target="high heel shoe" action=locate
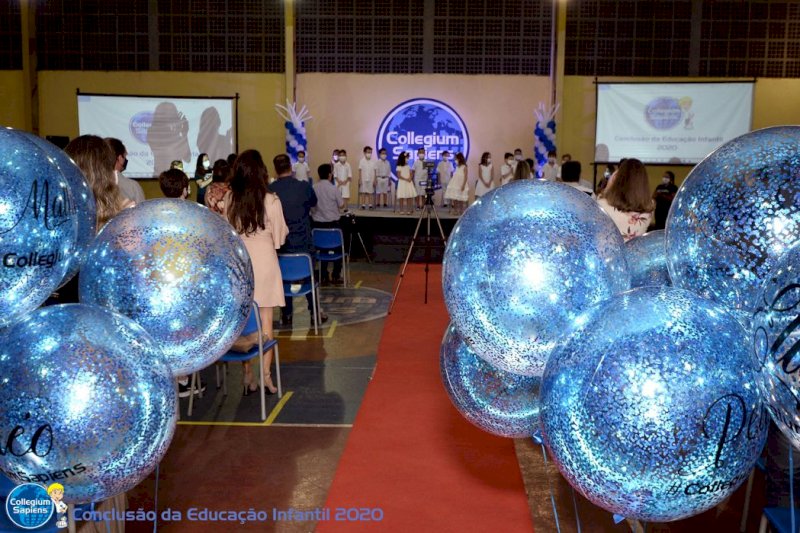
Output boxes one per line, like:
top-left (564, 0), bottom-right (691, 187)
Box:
top-left (242, 367), bottom-right (258, 396)
top-left (263, 372), bottom-right (278, 395)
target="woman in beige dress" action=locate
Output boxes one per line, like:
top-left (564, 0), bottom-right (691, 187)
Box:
top-left (224, 150), bottom-right (289, 394)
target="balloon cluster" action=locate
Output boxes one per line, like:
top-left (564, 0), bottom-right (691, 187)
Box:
top-left (0, 128), bottom-right (254, 504)
top-left (442, 127), bottom-right (800, 522)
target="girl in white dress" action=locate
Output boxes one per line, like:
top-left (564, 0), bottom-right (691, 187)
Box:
top-left (395, 152), bottom-right (416, 215)
top-left (475, 152), bottom-right (494, 199)
top-left (445, 152), bottom-right (469, 214)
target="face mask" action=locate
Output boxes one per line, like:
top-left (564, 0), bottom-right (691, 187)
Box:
top-left (662, 177), bottom-right (670, 184)
top-left (298, 157), bottom-right (305, 163)
top-left (418, 154), bottom-right (425, 160)
top-left (486, 158), bottom-right (492, 164)
top-left (515, 154), bottom-right (522, 161)
top-left (506, 159), bottom-right (513, 165)
top-left (380, 154), bottom-right (387, 160)
top-left (443, 156), bottom-right (449, 161)
top-left (365, 153), bottom-right (372, 160)
top-left (121, 158), bottom-right (128, 172)
top-left (333, 155), bottom-right (339, 162)
top-left (548, 158), bottom-right (556, 165)
top-left (339, 156), bottom-right (347, 163)
top-left (202, 159), bottom-right (210, 169)
top-left (604, 170), bottom-right (611, 178)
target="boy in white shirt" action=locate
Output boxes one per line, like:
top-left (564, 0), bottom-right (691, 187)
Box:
top-left (375, 148), bottom-right (391, 208)
top-left (411, 148), bottom-right (427, 210)
top-left (540, 150), bottom-right (559, 181)
top-left (292, 150), bottom-right (311, 182)
top-left (436, 151), bottom-right (453, 207)
top-left (334, 149), bottom-right (353, 209)
top-left (358, 146), bottom-right (377, 209)
top-left (500, 152), bottom-right (515, 185)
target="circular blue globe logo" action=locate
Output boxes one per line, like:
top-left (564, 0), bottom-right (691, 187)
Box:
top-left (376, 98), bottom-right (469, 177)
top-left (645, 97), bottom-right (682, 130)
top-left (5, 483), bottom-right (54, 529)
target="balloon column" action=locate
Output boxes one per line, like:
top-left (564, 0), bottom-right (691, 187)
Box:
top-left (80, 199), bottom-right (254, 376)
top-left (0, 128), bottom-right (78, 328)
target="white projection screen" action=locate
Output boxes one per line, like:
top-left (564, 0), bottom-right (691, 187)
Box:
top-left (595, 82), bottom-right (753, 164)
top-left (77, 93), bottom-right (237, 178)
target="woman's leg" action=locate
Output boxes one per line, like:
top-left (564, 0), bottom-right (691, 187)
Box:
top-left (260, 306), bottom-right (278, 393)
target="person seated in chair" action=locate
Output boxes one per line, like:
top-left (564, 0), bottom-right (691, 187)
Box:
top-left (270, 154), bottom-right (328, 326)
top-left (311, 164), bottom-right (344, 286)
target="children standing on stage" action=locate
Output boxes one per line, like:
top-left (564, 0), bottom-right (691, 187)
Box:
top-left (293, 151), bottom-right (311, 182)
top-left (334, 149), bottom-right (352, 209)
top-left (375, 148), bottom-right (391, 208)
top-left (358, 146), bottom-right (377, 209)
top-left (476, 152), bottom-right (494, 198)
top-left (436, 151), bottom-right (453, 207)
top-left (411, 148), bottom-right (427, 210)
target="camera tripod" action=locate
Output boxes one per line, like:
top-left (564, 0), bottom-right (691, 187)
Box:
top-left (389, 189), bottom-right (447, 314)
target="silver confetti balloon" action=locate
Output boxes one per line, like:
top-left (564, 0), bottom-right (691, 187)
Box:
top-left (625, 230), bottom-right (671, 288)
top-left (443, 180), bottom-right (629, 377)
top-left (541, 286), bottom-right (768, 522)
top-left (667, 126), bottom-right (800, 321)
top-left (440, 323), bottom-right (541, 438)
top-left (0, 304), bottom-right (176, 504)
top-left (79, 199), bottom-right (254, 376)
top-left (753, 243), bottom-right (800, 449)
top-left (20, 132), bottom-right (96, 287)
top-left (0, 128), bottom-right (78, 328)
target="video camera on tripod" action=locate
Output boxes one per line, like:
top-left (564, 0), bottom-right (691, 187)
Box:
top-left (418, 161), bottom-right (439, 204)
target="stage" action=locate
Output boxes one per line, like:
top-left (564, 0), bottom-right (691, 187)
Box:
top-left (338, 205), bottom-right (460, 263)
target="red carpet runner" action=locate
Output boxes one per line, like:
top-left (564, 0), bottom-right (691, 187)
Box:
top-left (319, 264), bottom-right (534, 532)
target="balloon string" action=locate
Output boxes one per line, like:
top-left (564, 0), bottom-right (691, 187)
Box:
top-left (570, 486), bottom-right (582, 533)
top-left (540, 443), bottom-right (562, 533)
top-left (153, 463), bottom-right (160, 533)
top-left (791, 449), bottom-right (795, 533)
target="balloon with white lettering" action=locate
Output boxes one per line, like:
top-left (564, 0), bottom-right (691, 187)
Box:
top-left (0, 128), bottom-right (78, 328)
top-left (20, 132), bottom-right (96, 286)
top-left (0, 304), bottom-right (176, 504)
top-left (443, 180), bottom-right (629, 376)
top-left (79, 199), bottom-right (254, 376)
top-left (625, 230), bottom-right (671, 288)
top-left (667, 126), bottom-right (800, 322)
top-left (540, 286), bottom-right (768, 522)
top-left (752, 243), bottom-right (800, 449)
top-left (440, 323), bottom-right (541, 438)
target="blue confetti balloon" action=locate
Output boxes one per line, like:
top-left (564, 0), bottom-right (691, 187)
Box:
top-left (625, 230), bottom-right (671, 288)
top-left (0, 304), bottom-right (176, 504)
top-left (440, 323), bottom-right (541, 438)
top-left (443, 180), bottom-right (629, 377)
top-left (752, 243), bottom-right (800, 449)
top-left (20, 132), bottom-right (96, 286)
top-left (667, 126), bottom-right (800, 320)
top-left (541, 286), bottom-right (768, 522)
top-left (79, 199), bottom-right (254, 376)
top-left (0, 128), bottom-right (78, 328)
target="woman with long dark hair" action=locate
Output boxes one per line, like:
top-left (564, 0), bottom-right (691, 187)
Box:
top-left (597, 158), bottom-right (655, 241)
top-left (223, 150), bottom-right (288, 395)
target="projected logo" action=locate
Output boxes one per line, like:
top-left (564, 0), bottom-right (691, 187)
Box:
top-left (644, 97), bottom-right (683, 130)
top-left (376, 98), bottom-right (469, 176)
top-left (129, 111), bottom-right (154, 144)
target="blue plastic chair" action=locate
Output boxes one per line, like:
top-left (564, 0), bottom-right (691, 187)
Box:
top-left (278, 253), bottom-right (319, 334)
top-left (312, 228), bottom-right (349, 287)
top-left (760, 507), bottom-right (798, 533)
top-left (214, 301), bottom-right (282, 421)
